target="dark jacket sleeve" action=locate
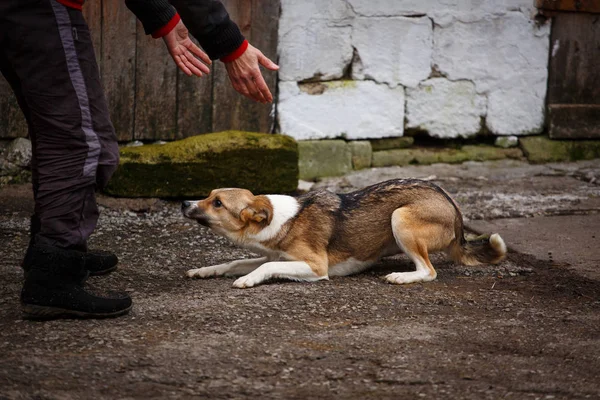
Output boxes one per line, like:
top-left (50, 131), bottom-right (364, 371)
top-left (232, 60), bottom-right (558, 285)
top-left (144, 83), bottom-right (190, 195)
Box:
top-left (125, 0), bottom-right (178, 37)
top-left (169, 0), bottom-right (245, 60)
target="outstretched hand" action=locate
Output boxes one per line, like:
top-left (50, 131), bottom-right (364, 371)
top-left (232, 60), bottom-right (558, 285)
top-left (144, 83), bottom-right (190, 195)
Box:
top-left (163, 20), bottom-right (211, 77)
top-left (224, 44), bottom-right (279, 103)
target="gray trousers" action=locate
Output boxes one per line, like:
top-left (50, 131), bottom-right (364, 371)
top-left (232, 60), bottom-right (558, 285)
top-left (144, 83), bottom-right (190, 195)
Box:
top-left (0, 0), bottom-right (119, 249)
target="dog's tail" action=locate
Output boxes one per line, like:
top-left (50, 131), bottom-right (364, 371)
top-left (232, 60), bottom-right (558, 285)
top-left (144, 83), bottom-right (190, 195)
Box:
top-left (449, 232), bottom-right (507, 266)
top-left (435, 183), bottom-right (507, 266)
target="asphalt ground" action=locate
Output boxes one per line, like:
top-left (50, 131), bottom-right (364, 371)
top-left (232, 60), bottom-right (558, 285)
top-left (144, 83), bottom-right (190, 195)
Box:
top-left (1, 159), bottom-right (599, 399)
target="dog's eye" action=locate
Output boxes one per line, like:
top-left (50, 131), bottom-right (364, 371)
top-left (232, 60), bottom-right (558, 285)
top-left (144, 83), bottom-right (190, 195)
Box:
top-left (213, 199), bottom-right (222, 208)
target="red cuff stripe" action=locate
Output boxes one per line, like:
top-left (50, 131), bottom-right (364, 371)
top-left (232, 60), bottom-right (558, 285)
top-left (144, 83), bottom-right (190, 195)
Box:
top-left (152, 13), bottom-right (181, 39)
top-left (220, 40), bottom-right (249, 63)
top-left (56, 0), bottom-right (83, 10)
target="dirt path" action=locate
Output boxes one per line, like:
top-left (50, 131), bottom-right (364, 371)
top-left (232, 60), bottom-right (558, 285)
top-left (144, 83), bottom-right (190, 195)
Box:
top-left (1, 160), bottom-right (599, 399)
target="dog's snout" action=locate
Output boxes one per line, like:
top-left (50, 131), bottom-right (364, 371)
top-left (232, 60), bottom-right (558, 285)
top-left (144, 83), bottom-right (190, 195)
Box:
top-left (182, 200), bottom-right (192, 209)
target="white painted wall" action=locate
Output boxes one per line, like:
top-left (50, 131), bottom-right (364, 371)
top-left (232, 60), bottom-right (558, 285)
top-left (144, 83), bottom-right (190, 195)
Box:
top-left (277, 0), bottom-right (550, 140)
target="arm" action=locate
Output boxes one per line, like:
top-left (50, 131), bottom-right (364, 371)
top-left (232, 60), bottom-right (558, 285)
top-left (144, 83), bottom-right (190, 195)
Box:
top-left (126, 0), bottom-right (278, 103)
top-left (125, 0), bottom-right (211, 77)
top-left (171, 0), bottom-right (279, 103)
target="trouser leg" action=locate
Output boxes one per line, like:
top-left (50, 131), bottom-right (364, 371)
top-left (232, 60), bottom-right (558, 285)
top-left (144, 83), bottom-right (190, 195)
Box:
top-left (0, 0), bottom-right (119, 249)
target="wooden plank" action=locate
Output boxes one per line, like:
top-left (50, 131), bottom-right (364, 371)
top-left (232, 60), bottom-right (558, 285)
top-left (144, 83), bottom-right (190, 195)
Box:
top-left (82, 0), bottom-right (102, 70)
top-left (248, 0), bottom-right (280, 133)
top-left (134, 20), bottom-right (178, 140)
top-left (211, 0), bottom-right (256, 132)
top-left (549, 104), bottom-right (600, 139)
top-left (536, 0), bottom-right (600, 13)
top-left (176, 38), bottom-right (213, 139)
top-left (101, 0), bottom-right (136, 141)
top-left (211, 0), bottom-right (280, 133)
top-left (0, 77), bottom-right (27, 139)
top-left (547, 13), bottom-right (600, 105)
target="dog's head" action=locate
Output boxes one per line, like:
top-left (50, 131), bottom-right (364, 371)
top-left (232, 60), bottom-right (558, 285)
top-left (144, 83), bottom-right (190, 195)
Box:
top-left (181, 188), bottom-right (273, 239)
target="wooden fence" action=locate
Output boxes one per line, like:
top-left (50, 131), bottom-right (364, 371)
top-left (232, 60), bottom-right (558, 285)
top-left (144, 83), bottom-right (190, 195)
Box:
top-left (0, 0), bottom-right (279, 141)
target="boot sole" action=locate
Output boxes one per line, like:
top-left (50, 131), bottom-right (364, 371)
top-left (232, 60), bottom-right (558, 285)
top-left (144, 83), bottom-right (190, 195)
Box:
top-left (22, 303), bottom-right (132, 320)
top-left (88, 265), bottom-right (118, 276)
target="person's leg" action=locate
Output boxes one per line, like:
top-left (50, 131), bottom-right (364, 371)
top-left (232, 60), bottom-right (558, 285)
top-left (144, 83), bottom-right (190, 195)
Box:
top-left (2, 0), bottom-right (120, 276)
top-left (2, 1), bottom-right (98, 248)
top-left (0, 0), bottom-right (131, 318)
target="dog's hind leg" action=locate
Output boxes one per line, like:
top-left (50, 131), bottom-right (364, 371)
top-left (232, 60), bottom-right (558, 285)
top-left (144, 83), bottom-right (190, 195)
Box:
top-left (386, 207), bottom-right (440, 285)
top-left (186, 257), bottom-right (268, 279)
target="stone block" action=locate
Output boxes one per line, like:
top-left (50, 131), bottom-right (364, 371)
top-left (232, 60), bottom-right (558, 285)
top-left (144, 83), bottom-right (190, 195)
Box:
top-left (520, 136), bottom-right (600, 164)
top-left (298, 140), bottom-right (352, 180)
top-left (348, 141), bottom-right (372, 170)
top-left (433, 13), bottom-right (550, 135)
top-left (280, 0), bottom-right (353, 26)
top-left (486, 74), bottom-right (547, 135)
top-left (347, 0), bottom-right (535, 22)
top-left (351, 17), bottom-right (432, 88)
top-left (0, 137), bottom-right (32, 176)
top-left (278, 21), bottom-right (353, 82)
top-left (495, 135), bottom-right (519, 148)
top-left (372, 145), bottom-right (523, 168)
top-left (370, 137), bottom-right (414, 151)
top-left (105, 131), bottom-right (298, 198)
top-left (278, 81), bottom-right (405, 140)
top-left (406, 78), bottom-right (486, 138)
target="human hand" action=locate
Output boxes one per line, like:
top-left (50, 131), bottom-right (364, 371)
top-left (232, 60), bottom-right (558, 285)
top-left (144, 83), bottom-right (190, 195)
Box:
top-left (163, 20), bottom-right (211, 77)
top-left (224, 43), bottom-right (279, 103)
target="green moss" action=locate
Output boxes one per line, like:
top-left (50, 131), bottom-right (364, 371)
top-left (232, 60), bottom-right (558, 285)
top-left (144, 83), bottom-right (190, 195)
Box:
top-left (372, 145), bottom-right (523, 168)
top-left (520, 136), bottom-right (600, 163)
top-left (324, 80), bottom-right (358, 90)
top-left (119, 131), bottom-right (296, 164)
top-left (0, 170), bottom-right (32, 188)
top-left (298, 140), bottom-right (352, 180)
top-left (348, 141), bottom-right (372, 170)
top-left (105, 131), bottom-right (298, 198)
top-left (370, 137), bottom-right (415, 151)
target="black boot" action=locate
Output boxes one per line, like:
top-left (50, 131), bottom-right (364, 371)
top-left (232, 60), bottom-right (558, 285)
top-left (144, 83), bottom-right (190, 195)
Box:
top-left (21, 244), bottom-right (132, 319)
top-left (22, 215), bottom-right (118, 276)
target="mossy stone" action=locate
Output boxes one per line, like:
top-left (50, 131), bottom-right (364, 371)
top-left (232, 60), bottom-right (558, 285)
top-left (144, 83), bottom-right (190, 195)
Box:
top-left (372, 145), bottom-right (523, 168)
top-left (495, 136), bottom-right (519, 148)
top-left (520, 136), bottom-right (600, 163)
top-left (370, 137), bottom-right (414, 151)
top-left (104, 131), bottom-right (298, 198)
top-left (348, 141), bottom-right (372, 170)
top-left (298, 140), bottom-right (352, 180)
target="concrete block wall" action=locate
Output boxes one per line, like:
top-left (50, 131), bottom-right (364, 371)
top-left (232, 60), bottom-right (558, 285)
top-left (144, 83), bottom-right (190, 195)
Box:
top-left (277, 0), bottom-right (550, 140)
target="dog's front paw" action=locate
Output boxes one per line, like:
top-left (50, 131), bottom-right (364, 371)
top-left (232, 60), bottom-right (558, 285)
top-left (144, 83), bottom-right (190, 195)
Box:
top-left (186, 266), bottom-right (218, 279)
top-left (385, 272), bottom-right (435, 285)
top-left (232, 274), bottom-right (260, 289)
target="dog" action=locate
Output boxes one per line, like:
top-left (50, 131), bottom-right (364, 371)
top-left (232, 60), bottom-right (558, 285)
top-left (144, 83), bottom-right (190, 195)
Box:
top-left (181, 179), bottom-right (506, 288)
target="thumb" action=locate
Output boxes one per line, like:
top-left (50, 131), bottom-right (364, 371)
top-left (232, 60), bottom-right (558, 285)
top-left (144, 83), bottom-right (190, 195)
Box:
top-left (258, 53), bottom-right (279, 71)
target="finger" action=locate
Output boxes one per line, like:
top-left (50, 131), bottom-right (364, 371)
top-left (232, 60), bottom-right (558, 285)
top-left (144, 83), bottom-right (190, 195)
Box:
top-left (183, 57), bottom-right (204, 77)
top-left (181, 53), bottom-right (205, 77)
top-left (175, 55), bottom-right (192, 76)
top-left (187, 42), bottom-right (212, 65)
top-left (185, 50), bottom-right (210, 74)
top-left (242, 73), bottom-right (267, 103)
top-left (258, 53), bottom-right (279, 71)
top-left (241, 75), bottom-right (267, 103)
top-left (252, 71), bottom-right (273, 103)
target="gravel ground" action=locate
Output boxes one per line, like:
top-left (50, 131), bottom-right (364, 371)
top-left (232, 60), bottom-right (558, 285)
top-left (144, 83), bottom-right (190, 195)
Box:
top-left (0, 160), bottom-right (599, 399)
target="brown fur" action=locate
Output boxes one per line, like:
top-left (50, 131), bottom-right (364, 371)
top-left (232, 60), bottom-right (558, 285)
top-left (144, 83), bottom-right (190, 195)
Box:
top-left (184, 179), bottom-right (507, 284)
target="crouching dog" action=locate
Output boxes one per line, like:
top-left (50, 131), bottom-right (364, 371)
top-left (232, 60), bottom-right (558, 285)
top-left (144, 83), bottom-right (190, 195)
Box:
top-left (181, 179), bottom-right (506, 288)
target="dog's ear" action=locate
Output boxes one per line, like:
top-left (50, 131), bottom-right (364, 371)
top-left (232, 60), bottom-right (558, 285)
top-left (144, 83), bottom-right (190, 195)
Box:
top-left (240, 197), bottom-right (273, 225)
